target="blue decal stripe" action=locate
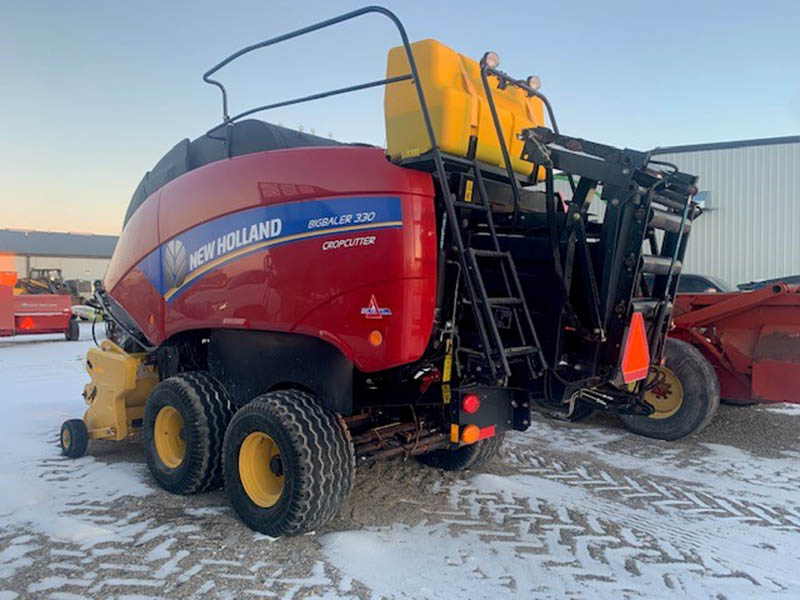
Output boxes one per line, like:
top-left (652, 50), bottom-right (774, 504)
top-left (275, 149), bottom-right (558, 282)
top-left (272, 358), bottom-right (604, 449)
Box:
top-left (163, 220), bottom-right (401, 302)
top-left (134, 196), bottom-right (404, 303)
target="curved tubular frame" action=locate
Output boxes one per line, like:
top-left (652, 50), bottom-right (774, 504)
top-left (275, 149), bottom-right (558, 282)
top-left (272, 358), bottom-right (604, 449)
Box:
top-left (479, 64), bottom-right (574, 195)
top-left (202, 6), bottom-right (430, 141)
top-left (200, 6), bottom-right (450, 224)
top-left (201, 6), bottom-right (493, 367)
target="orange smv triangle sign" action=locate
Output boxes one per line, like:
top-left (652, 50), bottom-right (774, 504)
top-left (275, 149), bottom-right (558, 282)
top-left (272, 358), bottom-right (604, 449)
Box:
top-left (621, 312), bottom-right (651, 383)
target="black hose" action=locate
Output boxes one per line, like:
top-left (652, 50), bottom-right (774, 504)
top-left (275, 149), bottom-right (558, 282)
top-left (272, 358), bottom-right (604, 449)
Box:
top-left (93, 288), bottom-right (156, 352)
top-left (91, 312), bottom-right (99, 347)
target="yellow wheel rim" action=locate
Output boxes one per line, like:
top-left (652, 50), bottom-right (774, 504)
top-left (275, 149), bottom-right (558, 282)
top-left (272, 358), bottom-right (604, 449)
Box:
top-left (62, 428), bottom-right (71, 449)
top-left (239, 432), bottom-right (284, 508)
top-left (154, 405), bottom-right (186, 468)
top-left (644, 366), bottom-right (684, 419)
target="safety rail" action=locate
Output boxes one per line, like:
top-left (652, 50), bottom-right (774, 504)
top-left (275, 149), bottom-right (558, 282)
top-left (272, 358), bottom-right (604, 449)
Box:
top-left (203, 7), bottom-right (425, 145)
top-left (200, 5), bottom-right (536, 384)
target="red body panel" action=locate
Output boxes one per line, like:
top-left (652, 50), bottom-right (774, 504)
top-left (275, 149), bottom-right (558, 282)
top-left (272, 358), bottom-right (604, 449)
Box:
top-left (106, 146), bottom-right (438, 372)
top-left (672, 284), bottom-right (800, 404)
top-left (0, 285), bottom-right (72, 337)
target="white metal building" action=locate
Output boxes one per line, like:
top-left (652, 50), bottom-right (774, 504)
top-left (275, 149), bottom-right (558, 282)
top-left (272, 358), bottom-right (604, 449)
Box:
top-left (654, 136), bottom-right (800, 287)
top-left (0, 229), bottom-right (118, 281)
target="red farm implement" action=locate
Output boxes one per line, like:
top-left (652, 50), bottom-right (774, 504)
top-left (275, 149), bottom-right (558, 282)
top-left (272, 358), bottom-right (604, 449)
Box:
top-left (0, 272), bottom-right (79, 341)
top-left (672, 284), bottom-right (800, 405)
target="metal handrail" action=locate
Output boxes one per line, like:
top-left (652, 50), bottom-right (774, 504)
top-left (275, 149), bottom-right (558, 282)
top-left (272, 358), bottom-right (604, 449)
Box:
top-left (202, 6), bottom-right (430, 138)
top-left (479, 64), bottom-right (575, 193)
top-left (201, 5), bottom-right (500, 380)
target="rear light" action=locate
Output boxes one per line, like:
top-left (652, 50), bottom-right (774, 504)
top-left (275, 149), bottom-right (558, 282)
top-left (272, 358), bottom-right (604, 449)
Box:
top-left (621, 312), bottom-right (651, 383)
top-left (461, 394), bottom-right (481, 414)
top-left (368, 330), bottom-right (383, 347)
top-left (461, 424), bottom-right (480, 444)
top-left (461, 424), bottom-right (496, 445)
top-left (19, 316), bottom-right (35, 330)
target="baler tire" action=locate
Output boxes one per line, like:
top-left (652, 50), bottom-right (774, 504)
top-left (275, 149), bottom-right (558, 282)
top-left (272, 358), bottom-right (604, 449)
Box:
top-left (65, 318), bottom-right (80, 341)
top-left (60, 419), bottom-right (88, 458)
top-left (417, 433), bottom-right (505, 471)
top-left (223, 390), bottom-right (355, 537)
top-left (620, 338), bottom-right (720, 441)
top-left (143, 372), bottom-right (233, 495)
top-left (721, 399), bottom-right (757, 407)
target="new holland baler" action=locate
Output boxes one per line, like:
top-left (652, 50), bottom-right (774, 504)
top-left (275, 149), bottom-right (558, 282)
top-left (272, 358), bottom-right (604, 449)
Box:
top-left (59, 7), bottom-right (711, 536)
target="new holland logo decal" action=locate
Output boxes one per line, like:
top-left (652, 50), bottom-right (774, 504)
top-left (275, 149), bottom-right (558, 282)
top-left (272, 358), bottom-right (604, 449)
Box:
top-left (361, 294), bottom-right (392, 319)
top-left (137, 197), bottom-right (404, 303)
top-left (162, 239), bottom-right (188, 289)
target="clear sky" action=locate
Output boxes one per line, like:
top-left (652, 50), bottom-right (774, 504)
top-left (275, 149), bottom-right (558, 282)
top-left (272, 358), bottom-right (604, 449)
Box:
top-left (2, 0), bottom-right (798, 234)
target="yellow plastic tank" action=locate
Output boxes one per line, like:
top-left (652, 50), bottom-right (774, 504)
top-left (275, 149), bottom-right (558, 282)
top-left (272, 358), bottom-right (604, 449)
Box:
top-left (385, 39), bottom-right (544, 175)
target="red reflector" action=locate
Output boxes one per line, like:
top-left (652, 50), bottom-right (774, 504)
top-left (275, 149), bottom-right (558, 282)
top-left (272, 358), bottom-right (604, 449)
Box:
top-left (477, 425), bottom-right (496, 440)
top-left (621, 312), bottom-right (650, 383)
top-left (461, 394), bottom-right (481, 414)
top-left (19, 316), bottom-right (35, 330)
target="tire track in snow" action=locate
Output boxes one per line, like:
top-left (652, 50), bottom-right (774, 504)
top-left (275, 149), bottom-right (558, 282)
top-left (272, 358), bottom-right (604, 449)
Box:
top-left (503, 424), bottom-right (800, 531)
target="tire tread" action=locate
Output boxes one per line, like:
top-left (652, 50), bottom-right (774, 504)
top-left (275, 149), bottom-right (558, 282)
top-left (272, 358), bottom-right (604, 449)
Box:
top-left (144, 371), bottom-right (232, 494)
top-left (418, 433), bottom-right (505, 471)
top-left (620, 338), bottom-right (720, 440)
top-left (224, 389), bottom-right (355, 536)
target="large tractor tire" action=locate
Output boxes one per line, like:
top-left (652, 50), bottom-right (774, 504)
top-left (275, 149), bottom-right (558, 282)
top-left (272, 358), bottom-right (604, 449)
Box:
top-left (418, 433), bottom-right (505, 471)
top-left (620, 338), bottom-right (719, 440)
top-left (223, 389), bottom-right (355, 537)
top-left (143, 372), bottom-right (232, 494)
top-left (721, 398), bottom-right (757, 407)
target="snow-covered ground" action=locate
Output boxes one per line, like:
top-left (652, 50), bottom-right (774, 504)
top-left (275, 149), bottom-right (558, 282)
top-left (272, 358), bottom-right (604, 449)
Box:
top-left (1, 323), bottom-right (800, 599)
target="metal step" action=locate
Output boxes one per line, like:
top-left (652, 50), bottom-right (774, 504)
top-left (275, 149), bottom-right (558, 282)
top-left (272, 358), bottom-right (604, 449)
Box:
top-left (444, 157), bottom-right (547, 382)
top-left (490, 296), bottom-right (523, 306)
top-left (503, 345), bottom-right (538, 358)
top-left (640, 255), bottom-right (682, 276)
top-left (464, 296), bottom-right (523, 306)
top-left (649, 208), bottom-right (691, 234)
top-left (453, 201), bottom-right (488, 211)
top-left (470, 248), bottom-right (507, 259)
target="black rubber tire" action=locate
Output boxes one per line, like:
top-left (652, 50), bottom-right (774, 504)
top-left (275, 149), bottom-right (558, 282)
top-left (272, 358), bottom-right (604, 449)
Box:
top-left (619, 338), bottom-right (720, 441)
top-left (65, 318), bottom-right (80, 341)
top-left (143, 372), bottom-right (233, 494)
top-left (60, 419), bottom-right (88, 458)
top-left (721, 399), bottom-right (757, 407)
top-left (223, 389), bottom-right (355, 537)
top-left (417, 433), bottom-right (505, 471)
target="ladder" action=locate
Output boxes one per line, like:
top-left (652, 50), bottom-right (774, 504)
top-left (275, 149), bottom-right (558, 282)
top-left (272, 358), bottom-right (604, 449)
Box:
top-left (445, 157), bottom-right (547, 384)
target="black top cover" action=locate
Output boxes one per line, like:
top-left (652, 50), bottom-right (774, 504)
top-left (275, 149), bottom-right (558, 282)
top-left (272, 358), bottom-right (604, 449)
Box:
top-left (123, 120), bottom-right (341, 227)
